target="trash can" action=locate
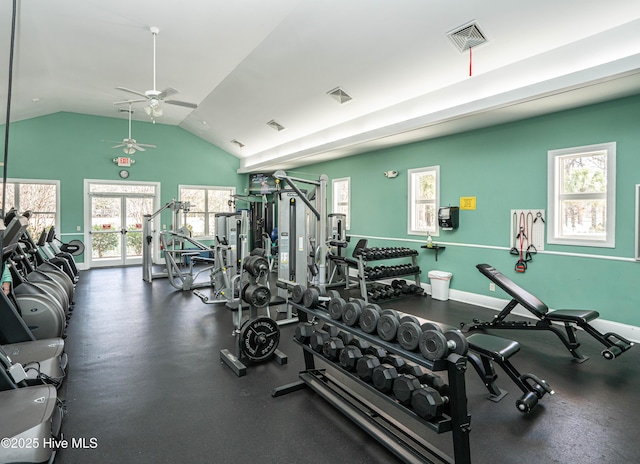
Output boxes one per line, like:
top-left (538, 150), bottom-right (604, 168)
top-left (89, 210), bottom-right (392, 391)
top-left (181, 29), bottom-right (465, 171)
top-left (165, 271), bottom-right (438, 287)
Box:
top-left (428, 270), bottom-right (453, 301)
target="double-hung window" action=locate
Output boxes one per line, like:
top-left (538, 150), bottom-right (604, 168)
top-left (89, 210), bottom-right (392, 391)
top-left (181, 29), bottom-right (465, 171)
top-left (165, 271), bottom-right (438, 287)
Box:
top-left (1, 179), bottom-right (59, 237)
top-left (332, 177), bottom-right (351, 229)
top-left (178, 185), bottom-right (235, 239)
top-left (547, 142), bottom-right (616, 247)
top-left (408, 166), bottom-right (439, 236)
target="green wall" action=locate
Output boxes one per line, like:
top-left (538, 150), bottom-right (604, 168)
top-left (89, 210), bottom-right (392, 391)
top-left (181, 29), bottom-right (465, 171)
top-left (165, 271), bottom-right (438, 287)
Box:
top-left (3, 112), bottom-right (242, 261)
top-left (299, 94), bottom-right (640, 326)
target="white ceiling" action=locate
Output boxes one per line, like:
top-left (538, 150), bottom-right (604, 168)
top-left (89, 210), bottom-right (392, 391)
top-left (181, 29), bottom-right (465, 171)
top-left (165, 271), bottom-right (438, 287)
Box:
top-left (2, 0), bottom-right (640, 173)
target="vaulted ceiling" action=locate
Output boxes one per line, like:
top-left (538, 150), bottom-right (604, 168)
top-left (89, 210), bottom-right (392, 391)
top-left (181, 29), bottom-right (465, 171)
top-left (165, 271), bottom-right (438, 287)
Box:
top-left (2, 0), bottom-right (640, 173)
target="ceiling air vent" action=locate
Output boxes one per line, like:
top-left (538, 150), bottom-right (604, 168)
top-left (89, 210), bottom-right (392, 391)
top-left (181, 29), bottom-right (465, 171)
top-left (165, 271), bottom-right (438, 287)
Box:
top-left (230, 139), bottom-right (245, 148)
top-left (447, 22), bottom-right (487, 52)
top-left (266, 120), bottom-right (286, 131)
top-left (327, 87), bottom-right (353, 104)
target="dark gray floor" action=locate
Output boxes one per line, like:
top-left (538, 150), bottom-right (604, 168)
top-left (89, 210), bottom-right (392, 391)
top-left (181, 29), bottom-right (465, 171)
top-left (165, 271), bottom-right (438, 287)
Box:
top-left (55, 267), bottom-right (640, 464)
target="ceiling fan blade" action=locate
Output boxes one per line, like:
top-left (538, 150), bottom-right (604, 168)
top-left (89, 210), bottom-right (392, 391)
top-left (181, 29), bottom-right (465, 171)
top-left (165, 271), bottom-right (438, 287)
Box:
top-left (165, 99), bottom-right (198, 109)
top-left (113, 98), bottom-right (147, 105)
top-left (132, 144), bottom-right (146, 152)
top-left (116, 87), bottom-right (149, 99)
top-left (136, 143), bottom-right (157, 149)
top-left (158, 87), bottom-right (179, 99)
top-left (112, 144), bottom-right (125, 149)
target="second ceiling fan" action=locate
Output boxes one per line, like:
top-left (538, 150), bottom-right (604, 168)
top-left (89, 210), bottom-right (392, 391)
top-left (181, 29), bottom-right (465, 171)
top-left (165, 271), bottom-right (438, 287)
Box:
top-left (114, 26), bottom-right (198, 119)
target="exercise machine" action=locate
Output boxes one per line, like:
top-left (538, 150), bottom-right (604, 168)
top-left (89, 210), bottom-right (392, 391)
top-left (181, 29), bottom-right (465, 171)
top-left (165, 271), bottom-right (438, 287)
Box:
top-left (160, 231), bottom-right (215, 291)
top-left (463, 263), bottom-right (634, 362)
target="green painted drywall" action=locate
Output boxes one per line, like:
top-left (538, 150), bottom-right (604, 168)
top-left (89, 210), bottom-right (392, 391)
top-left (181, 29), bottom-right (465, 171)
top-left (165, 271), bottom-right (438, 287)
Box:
top-left (3, 112), bottom-right (242, 262)
top-left (300, 94), bottom-right (640, 326)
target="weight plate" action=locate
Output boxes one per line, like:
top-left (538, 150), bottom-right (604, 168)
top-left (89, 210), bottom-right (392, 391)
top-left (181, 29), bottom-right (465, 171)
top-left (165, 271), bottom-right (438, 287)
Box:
top-left (418, 330), bottom-right (448, 361)
top-left (399, 315), bottom-right (420, 326)
top-left (421, 322), bottom-right (443, 333)
top-left (444, 330), bottom-right (469, 356)
top-left (376, 314), bottom-right (399, 342)
top-left (303, 288), bottom-right (320, 308)
top-left (359, 306), bottom-right (380, 334)
top-left (327, 289), bottom-right (341, 300)
top-left (352, 299), bottom-right (367, 310)
top-left (380, 309), bottom-right (400, 322)
top-left (291, 284), bottom-right (306, 304)
top-left (342, 302), bottom-right (362, 326)
top-left (328, 297), bottom-right (347, 320)
top-left (397, 321), bottom-right (422, 351)
top-left (240, 317), bottom-right (280, 362)
top-left (244, 284), bottom-right (271, 308)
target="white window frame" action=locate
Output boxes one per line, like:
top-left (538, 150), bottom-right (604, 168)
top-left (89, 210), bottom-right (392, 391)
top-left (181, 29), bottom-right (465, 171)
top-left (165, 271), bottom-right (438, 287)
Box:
top-left (178, 184), bottom-right (235, 239)
top-left (1, 178), bottom-right (60, 235)
top-left (331, 177), bottom-right (351, 230)
top-left (408, 165), bottom-right (440, 236)
top-left (547, 142), bottom-right (616, 248)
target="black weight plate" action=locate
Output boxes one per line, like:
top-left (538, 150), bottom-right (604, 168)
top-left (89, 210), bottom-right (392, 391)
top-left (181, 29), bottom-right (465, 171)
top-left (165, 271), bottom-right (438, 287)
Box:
top-left (359, 306), bottom-right (380, 334)
top-left (444, 330), bottom-right (469, 356)
top-left (376, 314), bottom-right (399, 342)
top-left (327, 289), bottom-right (341, 300)
top-left (399, 315), bottom-right (420, 326)
top-left (328, 297), bottom-right (347, 320)
top-left (291, 284), bottom-right (306, 304)
top-left (342, 301), bottom-right (362, 326)
top-left (303, 288), bottom-right (320, 308)
top-left (418, 330), bottom-right (448, 361)
top-left (244, 284), bottom-right (271, 308)
top-left (240, 317), bottom-right (280, 362)
top-left (421, 321), bottom-right (443, 333)
top-left (397, 321), bottom-right (422, 351)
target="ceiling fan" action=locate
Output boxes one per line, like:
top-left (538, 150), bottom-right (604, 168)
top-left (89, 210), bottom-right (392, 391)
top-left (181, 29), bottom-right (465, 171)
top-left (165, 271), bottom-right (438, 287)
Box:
top-left (114, 26), bottom-right (198, 119)
top-left (109, 104), bottom-right (157, 155)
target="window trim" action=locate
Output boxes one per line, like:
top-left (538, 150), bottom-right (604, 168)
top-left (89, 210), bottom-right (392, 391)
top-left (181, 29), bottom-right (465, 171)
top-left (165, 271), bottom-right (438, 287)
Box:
top-left (407, 165), bottom-right (440, 236)
top-left (547, 142), bottom-right (616, 248)
top-left (178, 184), bottom-right (236, 239)
top-left (331, 176), bottom-right (351, 230)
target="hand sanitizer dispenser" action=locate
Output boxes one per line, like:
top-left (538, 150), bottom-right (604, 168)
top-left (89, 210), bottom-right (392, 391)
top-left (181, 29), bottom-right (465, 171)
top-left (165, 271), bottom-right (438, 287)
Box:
top-left (438, 206), bottom-right (459, 230)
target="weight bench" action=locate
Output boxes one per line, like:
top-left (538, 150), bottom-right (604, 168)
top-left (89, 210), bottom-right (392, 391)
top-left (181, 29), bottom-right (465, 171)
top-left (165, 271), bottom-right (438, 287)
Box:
top-left (463, 264), bottom-right (634, 362)
top-left (466, 333), bottom-right (553, 413)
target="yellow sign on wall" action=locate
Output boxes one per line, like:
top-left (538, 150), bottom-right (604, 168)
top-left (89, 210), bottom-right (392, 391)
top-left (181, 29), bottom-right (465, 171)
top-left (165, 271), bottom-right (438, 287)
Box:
top-left (460, 197), bottom-right (476, 210)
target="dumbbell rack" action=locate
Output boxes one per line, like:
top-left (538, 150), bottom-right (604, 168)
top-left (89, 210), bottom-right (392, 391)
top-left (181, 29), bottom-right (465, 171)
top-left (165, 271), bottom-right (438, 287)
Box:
top-left (273, 302), bottom-right (471, 464)
top-left (356, 253), bottom-right (422, 303)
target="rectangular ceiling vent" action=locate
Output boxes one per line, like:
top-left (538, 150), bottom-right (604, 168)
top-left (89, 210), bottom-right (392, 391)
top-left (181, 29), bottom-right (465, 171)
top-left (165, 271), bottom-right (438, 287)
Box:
top-left (448, 22), bottom-right (487, 52)
top-left (327, 87), bottom-right (353, 104)
top-left (266, 120), bottom-right (286, 131)
top-left (230, 139), bottom-right (245, 148)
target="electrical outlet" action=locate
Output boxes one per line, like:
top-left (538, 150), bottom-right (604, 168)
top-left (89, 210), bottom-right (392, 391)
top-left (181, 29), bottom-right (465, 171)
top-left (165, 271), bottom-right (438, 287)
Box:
top-left (162, 224), bottom-right (166, 230)
top-left (76, 225), bottom-right (81, 231)
top-left (489, 283), bottom-right (495, 292)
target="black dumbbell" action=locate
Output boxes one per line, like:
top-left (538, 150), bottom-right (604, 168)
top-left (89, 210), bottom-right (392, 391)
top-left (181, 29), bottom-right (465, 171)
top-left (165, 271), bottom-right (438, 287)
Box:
top-left (372, 363), bottom-right (399, 393)
top-left (365, 345), bottom-right (387, 360)
top-left (411, 385), bottom-right (450, 420)
top-left (393, 374), bottom-right (422, 406)
top-left (382, 353), bottom-right (406, 371)
top-left (328, 297), bottom-right (347, 320)
top-left (320, 322), bottom-right (339, 337)
top-left (337, 330), bottom-right (355, 346)
top-left (349, 337), bottom-right (371, 352)
top-left (293, 322), bottom-right (314, 344)
top-left (339, 345), bottom-right (363, 371)
top-left (398, 362), bottom-right (449, 395)
top-left (377, 309), bottom-right (401, 342)
top-left (302, 287), bottom-right (341, 308)
top-left (310, 330), bottom-right (330, 353)
top-left (397, 319), bottom-right (422, 351)
top-left (356, 354), bottom-right (381, 382)
top-left (342, 299), bottom-right (366, 326)
top-left (359, 303), bottom-right (382, 333)
top-left (322, 337), bottom-right (345, 360)
top-left (419, 329), bottom-right (469, 361)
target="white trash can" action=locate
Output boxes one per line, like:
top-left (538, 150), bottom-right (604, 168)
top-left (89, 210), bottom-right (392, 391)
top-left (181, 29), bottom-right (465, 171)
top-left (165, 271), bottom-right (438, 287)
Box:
top-left (428, 270), bottom-right (453, 301)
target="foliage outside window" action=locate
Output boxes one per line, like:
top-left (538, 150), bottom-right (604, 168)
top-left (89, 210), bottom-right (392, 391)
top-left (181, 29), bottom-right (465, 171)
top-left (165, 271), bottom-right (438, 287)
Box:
top-left (547, 142), bottom-right (616, 247)
top-left (179, 185), bottom-right (235, 238)
top-left (332, 177), bottom-right (351, 230)
top-left (1, 180), bottom-right (58, 238)
top-left (408, 166), bottom-right (439, 236)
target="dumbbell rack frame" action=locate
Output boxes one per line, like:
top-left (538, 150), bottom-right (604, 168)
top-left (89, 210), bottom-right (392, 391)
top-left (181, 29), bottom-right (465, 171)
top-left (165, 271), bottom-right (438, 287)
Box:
top-left (356, 253), bottom-right (422, 303)
top-left (273, 303), bottom-right (471, 464)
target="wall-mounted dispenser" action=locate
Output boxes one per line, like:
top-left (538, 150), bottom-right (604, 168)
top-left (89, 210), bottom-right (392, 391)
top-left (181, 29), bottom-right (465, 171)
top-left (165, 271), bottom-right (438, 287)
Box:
top-left (438, 206), bottom-right (459, 230)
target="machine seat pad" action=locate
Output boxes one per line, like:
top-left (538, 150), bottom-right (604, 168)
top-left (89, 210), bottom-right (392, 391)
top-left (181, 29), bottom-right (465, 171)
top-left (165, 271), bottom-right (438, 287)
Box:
top-left (546, 309), bottom-right (599, 323)
top-left (467, 333), bottom-right (520, 359)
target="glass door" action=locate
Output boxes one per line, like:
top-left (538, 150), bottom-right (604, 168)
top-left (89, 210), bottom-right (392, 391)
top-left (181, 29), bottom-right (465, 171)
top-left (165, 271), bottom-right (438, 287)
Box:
top-left (89, 194), bottom-right (154, 267)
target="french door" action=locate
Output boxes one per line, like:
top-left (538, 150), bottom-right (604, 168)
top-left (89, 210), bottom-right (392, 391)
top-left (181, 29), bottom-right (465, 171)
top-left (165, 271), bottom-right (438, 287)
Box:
top-left (86, 181), bottom-right (158, 268)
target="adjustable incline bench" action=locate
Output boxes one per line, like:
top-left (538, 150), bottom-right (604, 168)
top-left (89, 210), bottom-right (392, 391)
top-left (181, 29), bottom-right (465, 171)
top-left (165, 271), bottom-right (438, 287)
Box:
top-left (462, 264), bottom-right (633, 362)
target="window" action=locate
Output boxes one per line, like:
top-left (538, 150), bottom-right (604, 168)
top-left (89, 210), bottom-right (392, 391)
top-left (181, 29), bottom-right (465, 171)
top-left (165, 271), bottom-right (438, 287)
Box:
top-left (332, 177), bottom-right (350, 229)
top-left (1, 179), bottom-right (59, 237)
top-left (547, 142), bottom-right (616, 247)
top-left (179, 185), bottom-right (235, 238)
top-left (408, 166), bottom-right (439, 236)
